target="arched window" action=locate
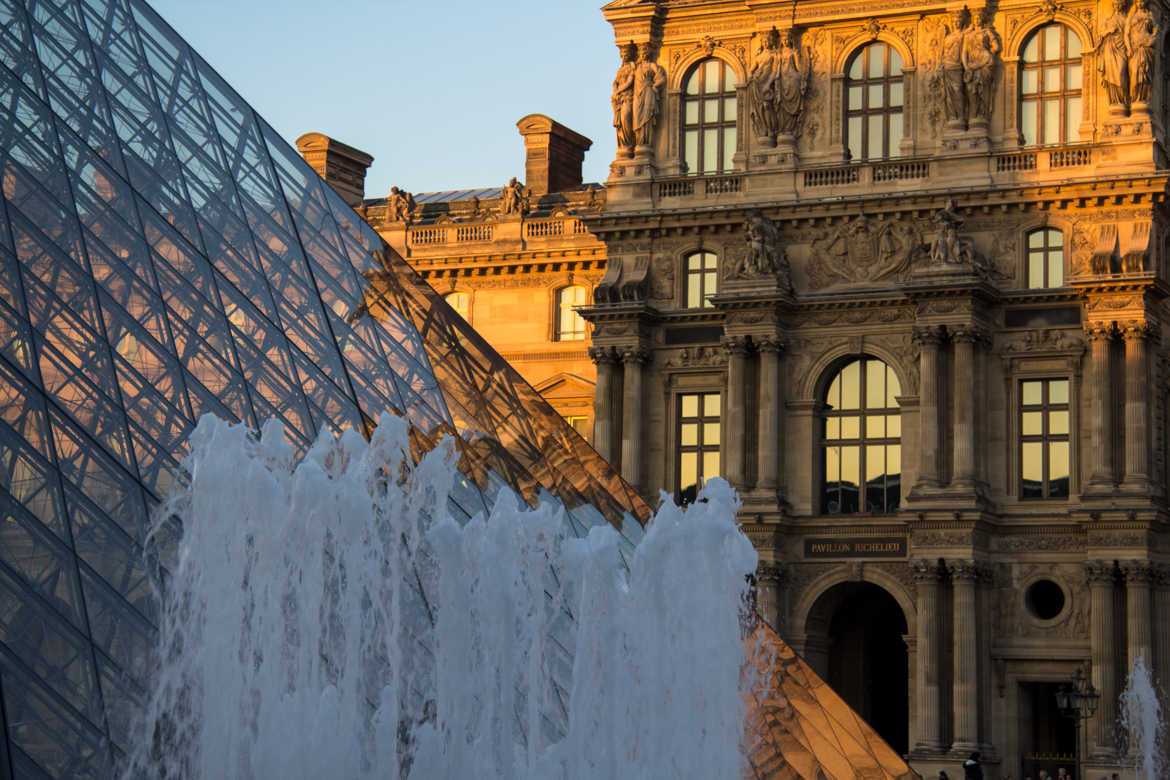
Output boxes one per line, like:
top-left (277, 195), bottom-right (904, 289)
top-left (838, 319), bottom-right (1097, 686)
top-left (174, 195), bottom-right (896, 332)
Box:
top-left (445, 291), bottom-right (469, 320)
top-left (822, 357), bottom-right (901, 514)
top-left (845, 43), bottom-right (904, 161)
top-left (1019, 24), bottom-right (1082, 145)
top-left (1026, 228), bottom-right (1065, 288)
top-left (682, 59), bottom-right (738, 174)
top-left (555, 285), bottom-right (587, 341)
top-left (684, 251), bottom-right (718, 308)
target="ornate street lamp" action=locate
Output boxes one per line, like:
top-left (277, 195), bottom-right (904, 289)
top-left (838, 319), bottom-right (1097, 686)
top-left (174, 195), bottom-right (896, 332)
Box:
top-left (1055, 665), bottom-right (1099, 780)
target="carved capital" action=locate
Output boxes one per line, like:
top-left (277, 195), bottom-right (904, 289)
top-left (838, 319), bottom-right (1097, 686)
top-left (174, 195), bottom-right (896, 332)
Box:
top-left (756, 335), bottom-right (785, 355)
top-left (950, 324), bottom-right (989, 347)
top-left (1122, 560), bottom-right (1156, 586)
top-left (588, 345), bottom-right (618, 366)
top-left (756, 561), bottom-right (788, 585)
top-left (1084, 560), bottom-right (1117, 586)
top-left (620, 347), bottom-right (649, 366)
top-left (912, 324), bottom-right (944, 347)
top-left (911, 558), bottom-right (942, 584)
top-left (1121, 320), bottom-right (1153, 342)
top-left (1083, 322), bottom-right (1114, 343)
top-left (948, 559), bottom-right (980, 583)
top-left (721, 334), bottom-right (751, 357)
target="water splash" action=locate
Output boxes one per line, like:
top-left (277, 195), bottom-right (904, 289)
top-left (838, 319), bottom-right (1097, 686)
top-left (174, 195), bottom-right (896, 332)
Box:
top-left (125, 414), bottom-right (756, 778)
top-left (1120, 655), bottom-right (1166, 780)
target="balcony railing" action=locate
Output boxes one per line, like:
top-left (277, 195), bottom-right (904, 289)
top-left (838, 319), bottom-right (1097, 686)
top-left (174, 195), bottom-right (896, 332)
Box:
top-left (657, 175), bottom-right (743, 199)
top-left (409, 227), bottom-right (446, 245)
top-left (455, 224), bottom-right (493, 242)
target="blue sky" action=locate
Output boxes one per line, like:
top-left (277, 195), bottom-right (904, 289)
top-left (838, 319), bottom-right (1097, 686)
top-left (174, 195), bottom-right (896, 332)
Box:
top-left (151, 0), bottom-right (620, 198)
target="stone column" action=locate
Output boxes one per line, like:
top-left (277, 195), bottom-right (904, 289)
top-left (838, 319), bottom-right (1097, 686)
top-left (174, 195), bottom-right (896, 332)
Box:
top-left (1085, 561), bottom-right (1118, 756)
top-left (1122, 321), bottom-right (1150, 490)
top-left (722, 336), bottom-right (749, 490)
top-left (1123, 561), bottom-right (1154, 672)
top-left (620, 348), bottom-right (647, 490)
top-left (950, 560), bottom-right (980, 753)
top-left (756, 337), bottom-right (783, 494)
top-left (1085, 323), bottom-right (1114, 490)
top-left (913, 326), bottom-right (943, 489)
top-left (589, 346), bottom-right (617, 463)
top-left (1156, 565), bottom-right (1170, 713)
top-left (912, 559), bottom-right (945, 752)
top-left (951, 326), bottom-right (979, 488)
top-left (755, 561), bottom-right (786, 634)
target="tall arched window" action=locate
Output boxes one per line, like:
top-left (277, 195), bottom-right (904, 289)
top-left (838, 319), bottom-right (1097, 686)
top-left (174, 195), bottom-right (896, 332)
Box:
top-left (555, 285), bottom-right (587, 341)
top-left (1026, 228), bottom-right (1065, 288)
top-left (845, 43), bottom-right (904, 161)
top-left (822, 358), bottom-right (901, 514)
top-left (682, 59), bottom-right (738, 174)
top-left (445, 291), bottom-right (469, 320)
top-left (1019, 24), bottom-right (1082, 145)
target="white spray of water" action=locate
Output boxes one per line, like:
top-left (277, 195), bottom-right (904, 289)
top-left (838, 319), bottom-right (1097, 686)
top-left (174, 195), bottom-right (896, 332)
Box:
top-left (125, 413), bottom-right (757, 779)
top-left (1121, 655), bottom-right (1166, 780)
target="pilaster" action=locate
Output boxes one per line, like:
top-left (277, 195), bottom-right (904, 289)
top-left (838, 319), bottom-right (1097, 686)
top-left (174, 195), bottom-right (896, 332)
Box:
top-left (911, 326), bottom-right (944, 492)
top-left (1122, 560), bottom-right (1154, 672)
top-left (912, 559), bottom-right (946, 754)
top-left (756, 336), bottom-right (783, 498)
top-left (620, 347), bottom-right (648, 490)
top-left (949, 559), bottom-right (981, 755)
top-left (722, 335), bottom-right (750, 491)
top-left (589, 346), bottom-right (619, 463)
top-left (1121, 320), bottom-right (1151, 492)
top-left (1085, 560), bottom-right (1119, 758)
top-left (1083, 323), bottom-right (1115, 494)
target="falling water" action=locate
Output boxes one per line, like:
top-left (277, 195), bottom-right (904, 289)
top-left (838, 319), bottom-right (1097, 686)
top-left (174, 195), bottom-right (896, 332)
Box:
top-left (124, 413), bottom-right (757, 778)
top-left (1120, 655), bottom-right (1166, 780)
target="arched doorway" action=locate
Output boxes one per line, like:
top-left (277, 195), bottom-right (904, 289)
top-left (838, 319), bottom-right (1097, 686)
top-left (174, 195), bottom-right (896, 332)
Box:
top-left (806, 582), bottom-right (909, 754)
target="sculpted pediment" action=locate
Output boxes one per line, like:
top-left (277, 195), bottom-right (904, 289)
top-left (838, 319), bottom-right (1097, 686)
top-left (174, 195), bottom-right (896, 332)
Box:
top-left (533, 373), bottom-right (596, 400)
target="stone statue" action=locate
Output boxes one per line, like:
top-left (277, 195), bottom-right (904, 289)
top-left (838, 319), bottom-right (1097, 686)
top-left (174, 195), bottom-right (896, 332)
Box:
top-left (1126, 0), bottom-right (1158, 104)
top-left (387, 186), bottom-right (414, 222)
top-left (633, 42), bottom-right (666, 152)
top-left (748, 28), bottom-right (782, 142)
top-left (734, 212), bottom-right (790, 287)
top-left (962, 6), bottom-right (1000, 124)
top-left (501, 177), bottom-right (525, 216)
top-left (1099, 0), bottom-right (1130, 109)
top-left (941, 7), bottom-right (972, 129)
top-left (777, 29), bottom-right (810, 137)
top-left (928, 199), bottom-right (982, 270)
top-left (612, 41), bottom-right (638, 158)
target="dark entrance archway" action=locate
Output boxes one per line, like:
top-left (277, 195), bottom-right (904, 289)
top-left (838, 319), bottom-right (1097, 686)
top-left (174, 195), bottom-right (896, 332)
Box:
top-left (808, 581), bottom-right (909, 755)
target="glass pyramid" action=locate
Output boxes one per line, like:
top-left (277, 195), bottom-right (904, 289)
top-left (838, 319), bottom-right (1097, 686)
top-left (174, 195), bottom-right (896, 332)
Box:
top-left (0, 0), bottom-right (649, 775)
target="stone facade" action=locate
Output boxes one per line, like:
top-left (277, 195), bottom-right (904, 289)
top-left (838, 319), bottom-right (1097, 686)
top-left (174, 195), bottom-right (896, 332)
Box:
top-left (581, 0), bottom-right (1170, 778)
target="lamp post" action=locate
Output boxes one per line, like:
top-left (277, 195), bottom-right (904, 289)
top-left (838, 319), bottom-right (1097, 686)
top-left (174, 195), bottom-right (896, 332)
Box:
top-left (1055, 665), bottom-right (1100, 780)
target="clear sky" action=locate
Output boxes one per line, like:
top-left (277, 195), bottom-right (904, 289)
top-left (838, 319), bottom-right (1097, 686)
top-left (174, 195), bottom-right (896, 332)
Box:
top-left (150, 0), bottom-right (620, 199)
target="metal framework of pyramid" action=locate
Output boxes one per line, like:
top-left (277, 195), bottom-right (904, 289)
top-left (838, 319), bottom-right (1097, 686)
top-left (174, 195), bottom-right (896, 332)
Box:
top-left (0, 0), bottom-right (920, 778)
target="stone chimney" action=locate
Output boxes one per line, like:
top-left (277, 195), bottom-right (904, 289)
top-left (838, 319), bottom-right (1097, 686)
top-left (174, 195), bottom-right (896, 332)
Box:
top-left (516, 114), bottom-right (592, 197)
top-left (295, 132), bottom-right (374, 208)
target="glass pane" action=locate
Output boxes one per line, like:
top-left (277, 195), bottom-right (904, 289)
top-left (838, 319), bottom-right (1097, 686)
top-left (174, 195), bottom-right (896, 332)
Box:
top-left (704, 393), bottom-right (720, 417)
top-left (685, 100), bottom-right (699, 124)
top-left (686, 70), bottom-right (700, 95)
top-left (687, 274), bottom-right (701, 307)
top-left (703, 252), bottom-right (718, 270)
top-left (849, 53), bottom-right (863, 80)
top-left (1022, 381), bottom-right (1043, 405)
top-left (1066, 98), bottom-right (1082, 142)
top-left (702, 451), bottom-right (720, 480)
top-left (866, 360), bottom-right (885, 408)
top-left (889, 82), bottom-right (904, 107)
top-left (849, 86), bottom-right (863, 110)
top-left (1022, 69), bottom-right (1039, 94)
top-left (868, 44), bottom-right (885, 78)
top-left (1021, 100), bottom-right (1038, 145)
top-left (886, 368), bottom-right (901, 405)
top-left (704, 99), bottom-right (719, 123)
top-left (703, 129), bottom-right (719, 172)
top-left (1043, 99), bottom-right (1060, 144)
top-left (826, 417), bottom-right (840, 439)
top-left (848, 116), bottom-right (863, 160)
top-left (889, 50), bottom-right (903, 76)
top-left (841, 446), bottom-right (860, 512)
top-left (725, 63), bottom-right (736, 88)
top-left (1050, 379), bottom-right (1070, 404)
top-left (867, 114), bottom-right (883, 159)
top-left (1043, 66), bottom-right (1061, 92)
top-left (688, 254), bottom-right (702, 271)
top-left (681, 394), bottom-right (699, 417)
top-left (680, 452), bottom-right (698, 490)
top-left (889, 113), bottom-right (904, 156)
top-left (724, 96), bottom-right (737, 117)
top-left (868, 416), bottom-right (886, 438)
top-left (703, 271), bottom-right (717, 305)
top-left (1022, 411), bottom-right (1044, 435)
top-left (1023, 35), bottom-right (1039, 62)
top-left (1049, 441), bottom-right (1070, 497)
top-left (866, 444), bottom-right (885, 481)
top-left (840, 361), bottom-right (861, 409)
top-left (827, 375), bottom-right (841, 409)
top-left (685, 130), bottom-right (698, 172)
top-left (1022, 441), bottom-right (1044, 498)
top-left (724, 128), bottom-right (736, 171)
top-left (703, 422), bottom-right (720, 445)
top-left (1029, 252), bottom-right (1045, 288)
top-left (825, 446), bottom-right (840, 488)
top-left (1050, 230), bottom-right (1064, 247)
top-left (841, 416), bottom-right (860, 439)
top-left (1044, 25), bottom-right (1060, 59)
top-left (868, 84), bottom-right (884, 109)
top-left (704, 60), bottom-right (720, 92)
top-left (1067, 30), bottom-right (1082, 58)
top-left (681, 422), bottom-right (698, 446)
top-left (1067, 64), bottom-right (1083, 90)
top-left (887, 443), bottom-right (901, 479)
top-left (1029, 231), bottom-right (1045, 249)
top-left (1049, 410), bottom-right (1069, 435)
top-left (887, 415), bottom-right (901, 438)
top-left (1049, 249), bottom-right (1064, 287)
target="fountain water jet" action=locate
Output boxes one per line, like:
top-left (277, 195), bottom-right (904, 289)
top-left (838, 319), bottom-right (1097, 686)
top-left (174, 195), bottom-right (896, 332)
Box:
top-left (1120, 656), bottom-right (1166, 780)
top-left (125, 413), bottom-right (757, 778)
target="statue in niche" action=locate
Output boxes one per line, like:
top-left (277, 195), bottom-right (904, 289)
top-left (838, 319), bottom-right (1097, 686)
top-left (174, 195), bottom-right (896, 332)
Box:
top-left (928, 199), bottom-right (981, 268)
top-left (1100, 0), bottom-right (1131, 109)
top-left (612, 41), bottom-right (638, 158)
top-left (633, 42), bottom-right (666, 152)
top-left (748, 28), bottom-right (782, 141)
top-left (941, 7), bottom-right (972, 128)
top-left (387, 186), bottom-right (414, 222)
top-left (1126, 0), bottom-right (1158, 104)
top-left (501, 177), bottom-right (525, 216)
top-left (962, 6), bottom-right (1000, 123)
top-left (777, 29), bottom-right (810, 137)
top-left (731, 212), bottom-right (792, 288)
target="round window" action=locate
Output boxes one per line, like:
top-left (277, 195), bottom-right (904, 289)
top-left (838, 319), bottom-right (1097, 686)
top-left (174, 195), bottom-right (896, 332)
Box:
top-left (1025, 579), bottom-right (1065, 620)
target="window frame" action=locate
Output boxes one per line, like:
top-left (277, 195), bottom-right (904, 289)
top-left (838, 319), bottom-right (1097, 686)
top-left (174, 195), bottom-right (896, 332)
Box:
top-left (683, 250), bottom-right (718, 309)
top-left (844, 42), bottom-right (905, 162)
top-left (1018, 377), bottom-right (1072, 500)
top-left (554, 284), bottom-right (588, 342)
top-left (1026, 227), bottom-right (1065, 289)
top-left (819, 356), bottom-right (902, 515)
top-left (676, 390), bottom-right (722, 505)
top-left (681, 58), bottom-right (739, 175)
top-left (1018, 23), bottom-right (1083, 146)
top-left (445, 290), bottom-right (470, 321)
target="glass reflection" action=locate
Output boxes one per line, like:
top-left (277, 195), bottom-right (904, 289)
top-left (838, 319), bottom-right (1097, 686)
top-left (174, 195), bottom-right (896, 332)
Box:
top-left (822, 357), bottom-right (900, 514)
top-left (1019, 377), bottom-right (1071, 499)
top-left (676, 391), bottom-right (721, 504)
